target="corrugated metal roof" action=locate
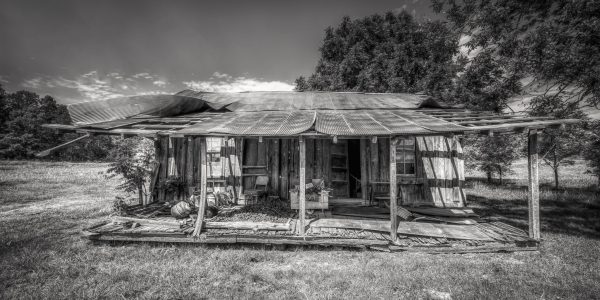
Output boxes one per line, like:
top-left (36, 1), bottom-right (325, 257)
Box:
top-left (219, 91), bottom-right (428, 111)
top-left (390, 111), bottom-right (468, 133)
top-left (67, 94), bottom-right (207, 125)
top-left (175, 90), bottom-right (238, 110)
top-left (176, 111), bottom-right (316, 136)
top-left (176, 110), bottom-right (466, 136)
top-left (314, 110), bottom-right (453, 135)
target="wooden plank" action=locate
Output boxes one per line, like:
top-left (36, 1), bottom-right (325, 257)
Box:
top-left (315, 139), bottom-right (323, 179)
top-left (270, 139), bottom-right (280, 194)
top-left (457, 116), bottom-right (552, 126)
top-left (281, 139), bottom-right (290, 199)
top-left (185, 137), bottom-right (194, 198)
top-left (396, 222), bottom-right (494, 241)
top-left (360, 139), bottom-right (368, 201)
top-left (311, 218), bottom-right (389, 232)
top-left (528, 129), bottom-right (540, 240)
top-left (112, 216), bottom-right (180, 227)
top-left (468, 119), bottom-right (580, 132)
top-left (299, 136), bottom-right (306, 235)
top-left (405, 207), bottom-right (478, 217)
top-left (204, 221), bottom-right (290, 231)
top-left (389, 137), bottom-right (398, 242)
top-left (158, 137), bottom-right (169, 202)
top-left (35, 133), bottom-right (91, 157)
top-left (389, 245), bottom-right (538, 254)
top-left (305, 138), bottom-right (314, 181)
top-left (192, 137), bottom-right (208, 237)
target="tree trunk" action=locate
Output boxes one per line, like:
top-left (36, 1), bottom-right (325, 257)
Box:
top-left (138, 185), bottom-right (144, 206)
top-left (499, 168), bottom-right (503, 185)
top-left (553, 153), bottom-right (560, 189)
top-left (486, 170), bottom-right (492, 183)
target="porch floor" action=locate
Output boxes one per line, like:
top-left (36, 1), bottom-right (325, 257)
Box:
top-left (83, 202), bottom-right (538, 253)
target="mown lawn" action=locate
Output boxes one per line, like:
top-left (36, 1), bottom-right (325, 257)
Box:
top-left (0, 160), bottom-right (599, 299)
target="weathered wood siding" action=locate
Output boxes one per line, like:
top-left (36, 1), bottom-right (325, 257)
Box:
top-left (151, 136), bottom-right (466, 207)
top-left (415, 136), bottom-right (466, 207)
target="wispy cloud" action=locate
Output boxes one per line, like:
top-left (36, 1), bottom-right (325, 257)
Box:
top-left (22, 77), bottom-right (43, 89)
top-left (0, 75), bottom-right (8, 84)
top-left (183, 72), bottom-right (293, 92)
top-left (153, 80), bottom-right (167, 87)
top-left (20, 71), bottom-right (174, 103)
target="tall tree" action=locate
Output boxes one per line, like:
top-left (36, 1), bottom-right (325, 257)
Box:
top-left (432, 0), bottom-right (600, 109)
top-left (529, 95), bottom-right (588, 189)
top-left (303, 11), bottom-right (461, 95)
top-left (294, 76), bottom-right (309, 92)
top-left (0, 88), bottom-right (113, 160)
top-left (464, 135), bottom-right (523, 184)
top-left (444, 49), bottom-right (521, 112)
top-left (584, 121), bottom-right (600, 188)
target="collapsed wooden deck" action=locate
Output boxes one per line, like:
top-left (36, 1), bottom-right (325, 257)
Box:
top-left (84, 203), bottom-right (538, 253)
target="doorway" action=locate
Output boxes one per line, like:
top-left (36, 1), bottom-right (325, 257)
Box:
top-left (329, 139), bottom-right (362, 198)
top-left (347, 139), bottom-right (361, 198)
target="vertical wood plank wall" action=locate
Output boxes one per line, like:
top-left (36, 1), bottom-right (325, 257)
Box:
top-left (151, 136), bottom-right (466, 207)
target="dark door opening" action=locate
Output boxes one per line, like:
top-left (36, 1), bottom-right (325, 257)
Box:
top-left (347, 139), bottom-right (362, 198)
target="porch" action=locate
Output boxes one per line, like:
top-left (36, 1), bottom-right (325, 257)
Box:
top-left (84, 199), bottom-right (538, 253)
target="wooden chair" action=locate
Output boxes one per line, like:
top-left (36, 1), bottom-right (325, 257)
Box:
top-left (244, 175), bottom-right (269, 205)
top-left (369, 182), bottom-right (390, 207)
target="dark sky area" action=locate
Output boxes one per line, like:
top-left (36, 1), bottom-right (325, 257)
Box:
top-left (0, 0), bottom-right (437, 103)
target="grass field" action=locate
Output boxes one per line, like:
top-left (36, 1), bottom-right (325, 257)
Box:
top-left (0, 160), bottom-right (599, 299)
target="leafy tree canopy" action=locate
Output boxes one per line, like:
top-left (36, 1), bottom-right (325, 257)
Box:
top-left (0, 85), bottom-right (113, 160)
top-left (301, 11), bottom-right (461, 95)
top-left (432, 0), bottom-right (600, 110)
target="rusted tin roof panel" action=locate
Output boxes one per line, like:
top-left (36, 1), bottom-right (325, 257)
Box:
top-left (222, 92), bottom-right (428, 111)
top-left (395, 111), bottom-right (469, 132)
top-left (176, 111), bottom-right (316, 136)
top-left (175, 90), bottom-right (238, 110)
top-left (315, 110), bottom-right (436, 135)
top-left (67, 94), bottom-right (208, 125)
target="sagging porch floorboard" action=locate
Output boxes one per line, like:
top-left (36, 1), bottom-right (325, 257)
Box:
top-left (83, 210), bottom-right (538, 253)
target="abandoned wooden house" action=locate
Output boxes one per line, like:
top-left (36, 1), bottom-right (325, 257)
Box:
top-left (44, 90), bottom-right (578, 252)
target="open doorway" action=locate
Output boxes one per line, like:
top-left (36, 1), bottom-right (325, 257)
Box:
top-left (347, 139), bottom-right (361, 198)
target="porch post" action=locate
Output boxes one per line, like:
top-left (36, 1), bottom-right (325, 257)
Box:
top-left (299, 136), bottom-right (306, 235)
top-left (360, 138), bottom-right (369, 204)
top-left (192, 137), bottom-right (208, 237)
top-left (389, 136), bottom-right (398, 242)
top-left (527, 129), bottom-right (540, 240)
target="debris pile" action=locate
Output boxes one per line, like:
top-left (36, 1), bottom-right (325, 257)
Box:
top-left (210, 198), bottom-right (295, 223)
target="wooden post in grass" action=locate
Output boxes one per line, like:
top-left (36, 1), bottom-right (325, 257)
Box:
top-left (299, 136), bottom-right (306, 235)
top-left (528, 129), bottom-right (540, 240)
top-left (389, 137), bottom-right (398, 242)
top-left (192, 137), bottom-right (208, 237)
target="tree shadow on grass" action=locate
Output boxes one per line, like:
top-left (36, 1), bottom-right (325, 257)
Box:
top-left (468, 185), bottom-right (600, 239)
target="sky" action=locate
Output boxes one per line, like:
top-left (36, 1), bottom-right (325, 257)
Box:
top-left (0, 0), bottom-right (437, 104)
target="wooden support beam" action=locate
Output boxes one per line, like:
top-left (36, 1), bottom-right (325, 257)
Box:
top-left (299, 136), bottom-right (306, 235)
top-left (185, 137), bottom-right (194, 198)
top-left (35, 133), bottom-right (91, 157)
top-left (389, 137), bottom-right (398, 242)
top-left (192, 137), bottom-right (208, 237)
top-left (360, 139), bottom-right (369, 203)
top-left (527, 130), bottom-right (540, 240)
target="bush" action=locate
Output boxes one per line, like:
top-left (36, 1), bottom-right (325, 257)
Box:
top-left (105, 137), bottom-right (156, 204)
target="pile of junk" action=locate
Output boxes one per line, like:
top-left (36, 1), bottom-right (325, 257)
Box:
top-left (170, 187), bottom-right (235, 219)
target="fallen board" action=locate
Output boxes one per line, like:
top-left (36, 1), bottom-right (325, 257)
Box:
top-left (404, 207), bottom-right (478, 217)
top-left (396, 222), bottom-right (493, 241)
top-left (331, 206), bottom-right (391, 219)
top-left (309, 218), bottom-right (494, 241)
top-left (413, 215), bottom-right (478, 225)
top-left (204, 221), bottom-right (290, 231)
top-left (310, 218), bottom-right (389, 232)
